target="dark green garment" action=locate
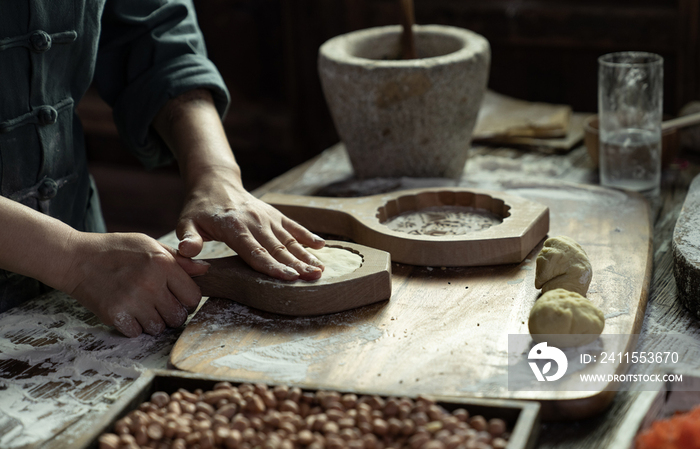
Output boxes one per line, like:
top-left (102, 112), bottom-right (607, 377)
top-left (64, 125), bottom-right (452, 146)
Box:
top-left (0, 0), bottom-right (230, 312)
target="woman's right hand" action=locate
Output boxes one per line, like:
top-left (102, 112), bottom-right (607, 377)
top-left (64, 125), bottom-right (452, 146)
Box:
top-left (0, 195), bottom-right (209, 338)
top-left (59, 232), bottom-right (210, 337)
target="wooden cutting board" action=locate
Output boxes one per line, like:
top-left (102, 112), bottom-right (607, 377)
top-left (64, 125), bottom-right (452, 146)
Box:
top-left (170, 181), bottom-right (652, 421)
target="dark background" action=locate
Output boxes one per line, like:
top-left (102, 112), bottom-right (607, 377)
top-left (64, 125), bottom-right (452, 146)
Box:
top-left (77, 0), bottom-right (700, 237)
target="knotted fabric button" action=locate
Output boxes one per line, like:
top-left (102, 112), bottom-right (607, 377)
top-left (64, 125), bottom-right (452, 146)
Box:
top-left (30, 30), bottom-right (52, 53)
top-left (37, 178), bottom-right (58, 200)
top-left (38, 106), bottom-right (58, 125)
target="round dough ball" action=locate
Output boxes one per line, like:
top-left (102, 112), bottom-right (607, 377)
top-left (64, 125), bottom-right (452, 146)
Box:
top-left (529, 288), bottom-right (605, 348)
top-left (535, 236), bottom-right (592, 296)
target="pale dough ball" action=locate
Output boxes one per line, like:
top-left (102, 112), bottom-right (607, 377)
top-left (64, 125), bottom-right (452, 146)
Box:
top-left (529, 288), bottom-right (605, 348)
top-left (535, 236), bottom-right (592, 296)
top-left (305, 247), bottom-right (363, 279)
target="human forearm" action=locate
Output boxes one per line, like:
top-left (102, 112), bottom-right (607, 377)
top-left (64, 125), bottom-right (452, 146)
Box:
top-left (152, 89), bottom-right (242, 190)
top-left (0, 195), bottom-right (78, 291)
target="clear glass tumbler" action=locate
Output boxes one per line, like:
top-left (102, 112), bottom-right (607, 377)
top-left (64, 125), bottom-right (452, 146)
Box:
top-left (598, 52), bottom-right (663, 197)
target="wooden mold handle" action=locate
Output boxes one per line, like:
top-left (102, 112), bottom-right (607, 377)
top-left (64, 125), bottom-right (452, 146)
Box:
top-left (260, 192), bottom-right (361, 238)
top-left (193, 255), bottom-right (253, 300)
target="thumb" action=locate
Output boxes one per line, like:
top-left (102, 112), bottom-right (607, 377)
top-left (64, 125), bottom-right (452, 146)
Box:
top-left (160, 243), bottom-right (211, 277)
top-left (177, 218), bottom-right (204, 258)
top-left (175, 255), bottom-right (210, 278)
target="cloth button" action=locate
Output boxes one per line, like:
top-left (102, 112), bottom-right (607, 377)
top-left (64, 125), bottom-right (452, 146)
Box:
top-left (30, 30), bottom-right (52, 53)
top-left (38, 106), bottom-right (58, 125)
top-left (37, 178), bottom-right (58, 200)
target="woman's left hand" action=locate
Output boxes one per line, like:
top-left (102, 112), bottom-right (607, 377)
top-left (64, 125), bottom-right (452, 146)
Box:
top-left (175, 165), bottom-right (325, 281)
top-left (153, 89), bottom-right (325, 282)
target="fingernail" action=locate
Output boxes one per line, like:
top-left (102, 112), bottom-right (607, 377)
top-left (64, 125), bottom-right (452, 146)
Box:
top-left (309, 257), bottom-right (323, 267)
top-left (283, 266), bottom-right (300, 277)
top-left (312, 234), bottom-right (324, 243)
top-left (191, 259), bottom-right (211, 267)
top-left (304, 265), bottom-right (321, 273)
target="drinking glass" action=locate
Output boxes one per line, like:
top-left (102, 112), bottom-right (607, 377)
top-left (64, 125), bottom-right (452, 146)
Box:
top-left (598, 52), bottom-right (663, 197)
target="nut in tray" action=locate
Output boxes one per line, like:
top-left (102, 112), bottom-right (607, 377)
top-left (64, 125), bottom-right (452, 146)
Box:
top-left (80, 370), bottom-right (540, 449)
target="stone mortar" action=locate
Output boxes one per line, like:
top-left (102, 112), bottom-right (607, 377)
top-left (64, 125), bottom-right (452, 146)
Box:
top-left (318, 25), bottom-right (490, 178)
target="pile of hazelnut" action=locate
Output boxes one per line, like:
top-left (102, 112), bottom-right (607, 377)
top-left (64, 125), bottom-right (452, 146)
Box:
top-left (99, 383), bottom-right (510, 449)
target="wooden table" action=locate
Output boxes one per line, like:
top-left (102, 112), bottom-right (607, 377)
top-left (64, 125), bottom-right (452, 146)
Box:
top-left (1, 142), bottom-right (699, 449)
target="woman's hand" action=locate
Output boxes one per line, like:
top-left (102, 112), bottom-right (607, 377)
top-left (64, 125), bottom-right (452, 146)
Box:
top-left (176, 166), bottom-right (325, 281)
top-left (153, 89), bottom-right (325, 282)
top-left (61, 232), bottom-right (210, 337)
top-left (0, 195), bottom-right (206, 337)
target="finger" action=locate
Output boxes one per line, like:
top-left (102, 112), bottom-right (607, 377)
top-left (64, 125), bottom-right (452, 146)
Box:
top-left (165, 244), bottom-right (211, 277)
top-left (134, 305), bottom-right (167, 336)
top-left (285, 240), bottom-right (325, 271)
top-left (232, 233), bottom-right (302, 281)
top-left (155, 292), bottom-right (189, 328)
top-left (283, 217), bottom-right (325, 249)
top-left (178, 257), bottom-right (211, 277)
top-left (177, 218), bottom-right (204, 258)
top-left (167, 274), bottom-right (203, 314)
top-left (156, 244), bottom-right (204, 313)
top-left (165, 268), bottom-right (204, 315)
top-left (255, 229), bottom-right (322, 281)
top-left (272, 228), bottom-right (325, 271)
top-left (111, 311), bottom-right (143, 338)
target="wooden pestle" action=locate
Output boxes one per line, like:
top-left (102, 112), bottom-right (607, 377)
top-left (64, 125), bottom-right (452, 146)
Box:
top-left (399, 0), bottom-right (417, 59)
top-left (662, 111), bottom-right (700, 132)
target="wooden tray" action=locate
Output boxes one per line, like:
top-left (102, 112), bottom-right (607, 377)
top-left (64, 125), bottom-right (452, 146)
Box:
top-left (608, 371), bottom-right (700, 449)
top-left (77, 369), bottom-right (541, 449)
top-left (171, 181), bottom-right (652, 421)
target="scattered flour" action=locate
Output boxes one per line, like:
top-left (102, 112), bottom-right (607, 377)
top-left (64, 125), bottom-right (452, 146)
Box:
top-left (197, 301), bottom-right (383, 383)
top-left (211, 322), bottom-right (383, 383)
top-left (0, 291), bottom-right (177, 448)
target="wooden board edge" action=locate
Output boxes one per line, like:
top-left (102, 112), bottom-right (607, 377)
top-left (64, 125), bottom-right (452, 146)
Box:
top-left (59, 371), bottom-right (157, 449)
top-left (537, 390), bottom-right (617, 421)
top-left (607, 389), bottom-right (665, 449)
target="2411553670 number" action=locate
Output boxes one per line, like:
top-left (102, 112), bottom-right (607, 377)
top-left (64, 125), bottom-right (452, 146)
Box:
top-left (599, 352), bottom-right (679, 364)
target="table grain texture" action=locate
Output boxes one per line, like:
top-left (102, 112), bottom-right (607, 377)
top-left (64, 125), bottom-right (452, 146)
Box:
top-left (1, 142), bottom-right (699, 449)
